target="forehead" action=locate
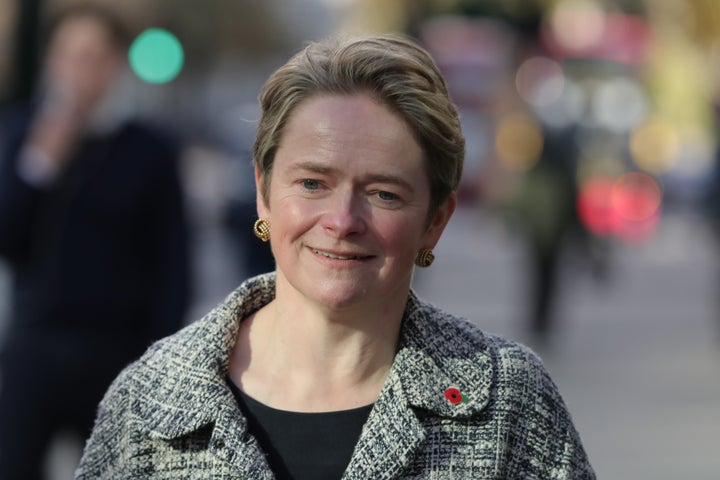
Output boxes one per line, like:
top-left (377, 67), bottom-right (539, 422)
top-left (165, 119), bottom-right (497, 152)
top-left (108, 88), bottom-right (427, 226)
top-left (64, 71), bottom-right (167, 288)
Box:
top-left (276, 93), bottom-right (424, 170)
top-left (51, 16), bottom-right (117, 54)
top-left (285, 93), bottom-right (408, 133)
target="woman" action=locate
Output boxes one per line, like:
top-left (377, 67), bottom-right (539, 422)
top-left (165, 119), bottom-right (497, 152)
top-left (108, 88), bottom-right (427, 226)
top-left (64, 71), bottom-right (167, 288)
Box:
top-left (76, 34), bottom-right (594, 479)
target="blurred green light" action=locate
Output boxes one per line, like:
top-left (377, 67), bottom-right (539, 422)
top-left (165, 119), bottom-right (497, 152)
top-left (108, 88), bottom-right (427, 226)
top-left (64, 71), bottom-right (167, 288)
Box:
top-left (129, 28), bottom-right (184, 84)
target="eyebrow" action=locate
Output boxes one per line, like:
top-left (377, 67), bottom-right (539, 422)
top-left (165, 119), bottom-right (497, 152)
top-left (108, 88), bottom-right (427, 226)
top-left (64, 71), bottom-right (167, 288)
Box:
top-left (290, 161), bottom-right (415, 192)
top-left (290, 161), bottom-right (336, 176)
top-left (364, 173), bottom-right (415, 192)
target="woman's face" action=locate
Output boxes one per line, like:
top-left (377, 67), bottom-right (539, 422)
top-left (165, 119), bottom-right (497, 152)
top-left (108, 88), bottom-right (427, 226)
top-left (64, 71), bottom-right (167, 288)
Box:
top-left (257, 93), bottom-right (455, 311)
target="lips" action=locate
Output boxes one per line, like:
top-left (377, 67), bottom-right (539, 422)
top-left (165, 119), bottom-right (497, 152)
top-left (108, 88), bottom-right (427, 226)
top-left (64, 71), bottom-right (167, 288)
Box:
top-left (310, 248), bottom-right (371, 260)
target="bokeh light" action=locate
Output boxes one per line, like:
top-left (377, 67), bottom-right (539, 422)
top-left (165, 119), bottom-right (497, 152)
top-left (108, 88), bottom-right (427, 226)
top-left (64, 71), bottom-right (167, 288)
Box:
top-left (611, 172), bottom-right (662, 222)
top-left (495, 112), bottom-right (544, 172)
top-left (591, 76), bottom-right (648, 132)
top-left (577, 176), bottom-right (616, 236)
top-left (549, 0), bottom-right (606, 53)
top-left (535, 78), bottom-right (585, 129)
top-left (668, 126), bottom-right (715, 179)
top-left (611, 172), bottom-right (662, 243)
top-left (129, 28), bottom-right (184, 84)
top-left (577, 172), bottom-right (662, 243)
top-left (629, 116), bottom-right (680, 174)
top-left (516, 56), bottom-right (565, 108)
top-left (576, 155), bottom-right (626, 186)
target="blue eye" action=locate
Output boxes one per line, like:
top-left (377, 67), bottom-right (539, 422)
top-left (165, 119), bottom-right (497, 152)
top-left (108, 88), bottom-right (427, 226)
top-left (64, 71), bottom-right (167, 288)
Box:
top-left (377, 191), bottom-right (396, 201)
top-left (302, 179), bottom-right (320, 190)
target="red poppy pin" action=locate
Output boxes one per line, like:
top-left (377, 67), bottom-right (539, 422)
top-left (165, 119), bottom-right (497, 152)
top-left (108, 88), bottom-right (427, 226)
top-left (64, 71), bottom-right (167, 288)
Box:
top-left (444, 387), bottom-right (466, 405)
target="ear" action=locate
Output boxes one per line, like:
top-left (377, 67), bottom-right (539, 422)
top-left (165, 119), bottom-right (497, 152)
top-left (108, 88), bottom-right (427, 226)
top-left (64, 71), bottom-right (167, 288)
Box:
top-left (422, 192), bottom-right (457, 249)
top-left (255, 165), bottom-right (269, 219)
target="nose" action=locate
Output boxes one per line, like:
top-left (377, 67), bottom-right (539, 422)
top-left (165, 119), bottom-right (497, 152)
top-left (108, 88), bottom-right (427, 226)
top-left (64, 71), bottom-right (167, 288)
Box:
top-left (320, 189), bottom-right (367, 238)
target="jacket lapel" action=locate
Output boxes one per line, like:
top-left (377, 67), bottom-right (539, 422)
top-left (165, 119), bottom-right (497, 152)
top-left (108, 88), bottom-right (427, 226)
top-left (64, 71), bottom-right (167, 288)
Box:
top-left (128, 276), bottom-right (494, 479)
top-left (342, 367), bottom-right (426, 480)
top-left (132, 274), bottom-right (278, 478)
top-left (139, 374), bottom-right (275, 479)
top-left (396, 292), bottom-right (494, 419)
top-left (343, 292), bottom-right (494, 478)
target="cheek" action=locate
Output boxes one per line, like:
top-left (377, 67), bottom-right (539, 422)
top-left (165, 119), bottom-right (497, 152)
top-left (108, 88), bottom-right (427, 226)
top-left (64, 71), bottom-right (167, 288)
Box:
top-left (374, 215), bottom-right (425, 255)
top-left (270, 196), bottom-right (315, 238)
top-left (50, 61), bottom-right (76, 87)
top-left (87, 60), bottom-right (116, 86)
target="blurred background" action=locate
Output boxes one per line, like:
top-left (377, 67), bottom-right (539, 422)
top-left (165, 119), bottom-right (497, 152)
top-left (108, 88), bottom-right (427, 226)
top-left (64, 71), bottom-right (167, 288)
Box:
top-left (0, 0), bottom-right (719, 478)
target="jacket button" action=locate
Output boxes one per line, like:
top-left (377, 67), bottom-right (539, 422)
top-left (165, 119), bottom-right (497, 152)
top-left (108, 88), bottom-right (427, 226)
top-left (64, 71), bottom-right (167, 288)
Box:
top-left (213, 438), bottom-right (225, 449)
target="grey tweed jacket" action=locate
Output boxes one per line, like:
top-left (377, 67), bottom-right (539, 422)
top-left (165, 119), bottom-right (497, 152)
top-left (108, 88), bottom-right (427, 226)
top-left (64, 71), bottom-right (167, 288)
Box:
top-left (76, 273), bottom-right (595, 479)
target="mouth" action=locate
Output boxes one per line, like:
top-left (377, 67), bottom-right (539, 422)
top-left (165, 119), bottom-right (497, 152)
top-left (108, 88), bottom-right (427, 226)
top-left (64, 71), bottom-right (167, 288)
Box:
top-left (310, 248), bottom-right (371, 261)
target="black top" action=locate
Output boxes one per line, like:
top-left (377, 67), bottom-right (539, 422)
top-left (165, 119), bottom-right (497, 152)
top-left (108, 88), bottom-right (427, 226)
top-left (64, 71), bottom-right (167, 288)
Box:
top-left (227, 379), bottom-right (373, 480)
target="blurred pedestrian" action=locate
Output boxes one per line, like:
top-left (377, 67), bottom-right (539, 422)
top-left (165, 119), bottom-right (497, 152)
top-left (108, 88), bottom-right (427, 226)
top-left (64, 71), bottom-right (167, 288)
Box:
top-left (508, 125), bottom-right (580, 338)
top-left (0, 5), bottom-right (191, 479)
top-left (76, 33), bottom-right (593, 479)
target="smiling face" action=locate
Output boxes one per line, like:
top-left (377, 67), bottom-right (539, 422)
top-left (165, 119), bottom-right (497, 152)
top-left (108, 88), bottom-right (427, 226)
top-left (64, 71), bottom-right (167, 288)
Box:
top-left (257, 93), bottom-right (455, 312)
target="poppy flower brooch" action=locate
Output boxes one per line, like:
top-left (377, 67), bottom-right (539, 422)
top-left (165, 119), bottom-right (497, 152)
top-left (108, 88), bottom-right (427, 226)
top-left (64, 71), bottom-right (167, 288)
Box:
top-left (444, 387), bottom-right (466, 405)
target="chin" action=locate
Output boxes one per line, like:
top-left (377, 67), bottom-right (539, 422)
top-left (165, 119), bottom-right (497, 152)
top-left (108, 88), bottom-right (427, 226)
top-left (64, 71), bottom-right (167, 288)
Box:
top-left (277, 264), bottom-right (409, 312)
top-left (310, 280), bottom-right (371, 311)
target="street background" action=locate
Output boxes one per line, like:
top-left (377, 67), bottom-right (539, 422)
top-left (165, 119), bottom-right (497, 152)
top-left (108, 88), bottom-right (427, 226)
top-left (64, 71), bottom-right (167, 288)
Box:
top-left (2, 0), bottom-right (720, 478)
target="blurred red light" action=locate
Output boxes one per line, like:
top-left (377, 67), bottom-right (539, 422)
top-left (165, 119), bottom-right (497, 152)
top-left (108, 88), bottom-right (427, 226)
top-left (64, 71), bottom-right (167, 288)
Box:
top-left (577, 177), bottom-right (616, 236)
top-left (577, 173), bottom-right (662, 242)
top-left (611, 172), bottom-right (662, 222)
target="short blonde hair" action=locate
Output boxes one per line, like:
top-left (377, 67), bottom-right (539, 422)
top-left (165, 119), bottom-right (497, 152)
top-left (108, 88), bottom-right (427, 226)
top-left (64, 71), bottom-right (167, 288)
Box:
top-left (253, 34), bottom-right (465, 215)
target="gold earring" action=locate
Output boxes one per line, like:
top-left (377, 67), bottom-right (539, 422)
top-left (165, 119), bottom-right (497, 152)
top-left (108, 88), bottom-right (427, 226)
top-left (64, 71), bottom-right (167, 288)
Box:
top-left (415, 248), bottom-right (435, 267)
top-left (253, 218), bottom-right (270, 242)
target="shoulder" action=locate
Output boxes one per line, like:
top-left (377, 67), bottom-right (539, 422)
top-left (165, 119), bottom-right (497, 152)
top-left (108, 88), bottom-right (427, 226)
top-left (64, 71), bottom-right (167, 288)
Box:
top-left (105, 316), bottom-right (219, 397)
top-left (395, 295), bottom-right (595, 479)
top-left (408, 294), bottom-right (556, 398)
top-left (0, 103), bottom-right (33, 134)
top-left (0, 104), bottom-right (34, 161)
top-left (120, 118), bottom-right (177, 142)
top-left (410, 294), bottom-right (541, 365)
top-left (76, 317), bottom-right (230, 478)
top-left (115, 119), bottom-right (181, 163)
top-left (94, 325), bottom-right (195, 414)
top-left (102, 273), bottom-right (276, 402)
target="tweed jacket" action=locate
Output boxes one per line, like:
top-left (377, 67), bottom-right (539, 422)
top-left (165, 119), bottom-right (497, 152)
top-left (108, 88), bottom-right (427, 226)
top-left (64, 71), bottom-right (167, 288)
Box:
top-left (76, 273), bottom-right (595, 479)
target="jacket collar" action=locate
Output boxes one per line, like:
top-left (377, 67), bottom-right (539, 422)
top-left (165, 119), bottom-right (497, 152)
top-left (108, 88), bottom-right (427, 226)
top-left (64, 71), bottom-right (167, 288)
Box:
top-left (135, 274), bottom-right (275, 439)
top-left (132, 275), bottom-right (277, 477)
top-left (344, 290), bottom-right (495, 479)
top-left (134, 273), bottom-right (494, 476)
top-left (395, 290), bottom-right (494, 418)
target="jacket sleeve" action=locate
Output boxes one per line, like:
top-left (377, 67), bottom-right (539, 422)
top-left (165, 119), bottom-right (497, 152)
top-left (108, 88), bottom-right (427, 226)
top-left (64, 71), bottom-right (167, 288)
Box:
top-left (503, 346), bottom-right (596, 479)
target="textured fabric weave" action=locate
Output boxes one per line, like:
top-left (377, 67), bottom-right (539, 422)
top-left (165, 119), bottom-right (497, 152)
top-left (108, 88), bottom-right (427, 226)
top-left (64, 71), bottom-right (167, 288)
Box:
top-left (76, 273), bottom-right (595, 479)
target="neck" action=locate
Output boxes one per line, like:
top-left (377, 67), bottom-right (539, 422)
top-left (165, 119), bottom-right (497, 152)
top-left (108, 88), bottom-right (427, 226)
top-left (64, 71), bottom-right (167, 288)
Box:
top-left (229, 278), bottom-right (407, 412)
